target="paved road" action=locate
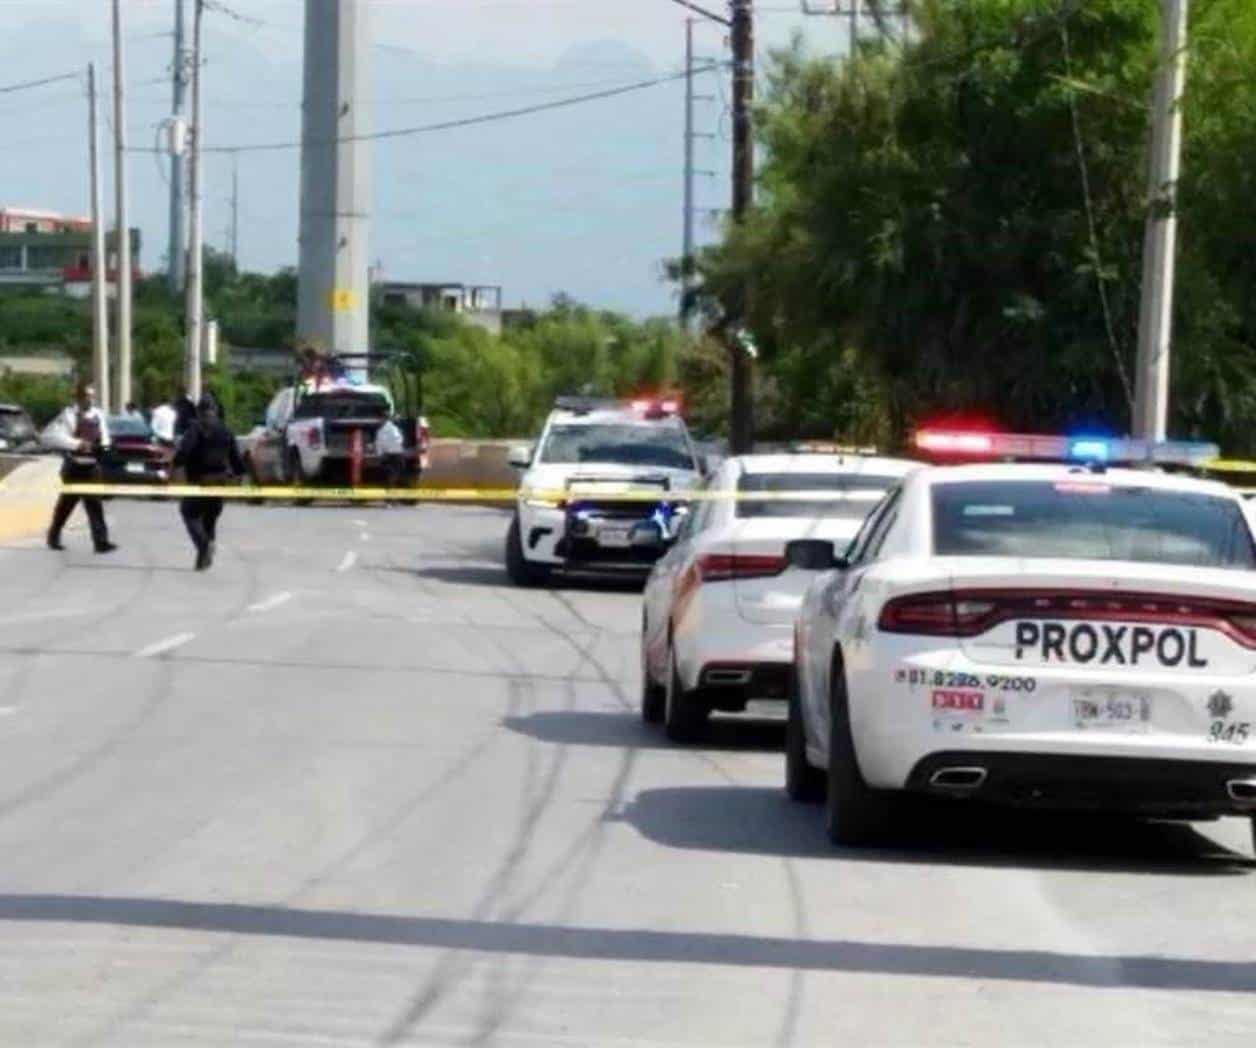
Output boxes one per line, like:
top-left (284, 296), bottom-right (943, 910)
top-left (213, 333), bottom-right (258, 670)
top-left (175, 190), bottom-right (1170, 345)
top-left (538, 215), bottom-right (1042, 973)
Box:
top-left (0, 500), bottom-right (1254, 1046)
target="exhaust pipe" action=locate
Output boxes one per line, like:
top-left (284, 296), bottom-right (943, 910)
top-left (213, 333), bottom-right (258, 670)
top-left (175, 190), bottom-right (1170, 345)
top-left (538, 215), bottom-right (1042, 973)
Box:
top-left (704, 668), bottom-right (752, 687)
top-left (929, 767), bottom-right (988, 792)
top-left (1226, 779), bottom-right (1256, 806)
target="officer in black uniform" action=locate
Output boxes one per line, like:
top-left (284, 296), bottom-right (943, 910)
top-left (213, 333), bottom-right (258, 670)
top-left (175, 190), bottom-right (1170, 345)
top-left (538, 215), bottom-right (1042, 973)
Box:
top-left (173, 394), bottom-right (244, 571)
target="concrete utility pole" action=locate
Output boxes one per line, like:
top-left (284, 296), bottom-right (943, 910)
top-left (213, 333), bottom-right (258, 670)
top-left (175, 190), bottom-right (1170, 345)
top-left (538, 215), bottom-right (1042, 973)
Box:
top-left (681, 19), bottom-right (696, 334)
top-left (298, 0), bottom-right (372, 372)
top-left (230, 151), bottom-right (240, 268)
top-left (169, 0), bottom-right (190, 293)
top-left (184, 0), bottom-right (205, 401)
top-left (88, 64), bottom-right (110, 415)
top-left (729, 0), bottom-right (755, 454)
top-left (680, 19), bottom-right (717, 335)
top-left (111, 0), bottom-right (133, 409)
top-left (1133, 0), bottom-right (1189, 442)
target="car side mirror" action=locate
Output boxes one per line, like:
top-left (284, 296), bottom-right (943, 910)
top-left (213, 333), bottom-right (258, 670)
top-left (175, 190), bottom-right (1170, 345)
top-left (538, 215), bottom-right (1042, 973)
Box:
top-left (697, 455), bottom-right (710, 477)
top-left (784, 539), bottom-right (847, 571)
top-left (508, 444), bottom-right (533, 469)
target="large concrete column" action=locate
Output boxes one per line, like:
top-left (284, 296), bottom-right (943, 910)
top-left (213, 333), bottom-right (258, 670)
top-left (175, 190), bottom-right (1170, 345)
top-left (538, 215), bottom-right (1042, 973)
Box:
top-left (298, 0), bottom-right (372, 365)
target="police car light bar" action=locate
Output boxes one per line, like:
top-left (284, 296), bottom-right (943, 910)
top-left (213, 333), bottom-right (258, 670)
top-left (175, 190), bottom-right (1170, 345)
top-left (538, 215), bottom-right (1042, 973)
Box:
top-left (913, 429), bottom-right (1219, 468)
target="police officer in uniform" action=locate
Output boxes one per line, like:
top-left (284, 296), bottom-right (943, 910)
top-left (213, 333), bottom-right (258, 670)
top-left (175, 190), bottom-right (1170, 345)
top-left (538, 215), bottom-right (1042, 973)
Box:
top-left (173, 394), bottom-right (244, 571)
top-left (42, 382), bottom-right (117, 554)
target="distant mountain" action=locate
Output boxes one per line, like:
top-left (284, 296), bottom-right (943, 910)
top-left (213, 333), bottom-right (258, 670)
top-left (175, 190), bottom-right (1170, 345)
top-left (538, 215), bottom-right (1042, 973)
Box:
top-left (0, 14), bottom-right (729, 318)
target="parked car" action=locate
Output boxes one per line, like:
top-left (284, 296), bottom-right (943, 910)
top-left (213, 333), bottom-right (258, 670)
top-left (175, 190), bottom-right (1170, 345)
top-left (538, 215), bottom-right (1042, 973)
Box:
top-left (99, 415), bottom-right (172, 486)
top-left (0, 403), bottom-right (38, 453)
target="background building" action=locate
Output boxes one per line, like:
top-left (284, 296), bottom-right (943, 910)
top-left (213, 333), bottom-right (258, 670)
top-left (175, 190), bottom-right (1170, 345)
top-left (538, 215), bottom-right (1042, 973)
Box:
top-left (0, 207), bottom-right (140, 296)
top-left (378, 281), bottom-right (503, 336)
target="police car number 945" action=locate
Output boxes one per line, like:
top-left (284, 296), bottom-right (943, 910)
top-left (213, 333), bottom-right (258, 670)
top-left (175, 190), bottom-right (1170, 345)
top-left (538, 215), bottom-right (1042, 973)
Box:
top-left (1015, 621), bottom-right (1209, 669)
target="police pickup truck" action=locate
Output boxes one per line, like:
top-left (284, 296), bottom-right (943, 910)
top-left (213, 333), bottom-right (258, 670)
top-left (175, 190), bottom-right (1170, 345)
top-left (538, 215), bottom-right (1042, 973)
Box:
top-left (240, 375), bottom-right (429, 490)
top-left (505, 396), bottom-right (704, 585)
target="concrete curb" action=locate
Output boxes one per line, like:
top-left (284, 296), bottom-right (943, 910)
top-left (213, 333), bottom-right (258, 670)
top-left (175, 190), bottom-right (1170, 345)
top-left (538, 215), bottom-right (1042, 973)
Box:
top-left (0, 457), bottom-right (60, 544)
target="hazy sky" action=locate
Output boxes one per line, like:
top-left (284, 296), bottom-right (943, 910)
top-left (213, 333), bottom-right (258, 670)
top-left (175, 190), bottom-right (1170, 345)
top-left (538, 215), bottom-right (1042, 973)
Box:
top-left (0, 1), bottom-right (846, 316)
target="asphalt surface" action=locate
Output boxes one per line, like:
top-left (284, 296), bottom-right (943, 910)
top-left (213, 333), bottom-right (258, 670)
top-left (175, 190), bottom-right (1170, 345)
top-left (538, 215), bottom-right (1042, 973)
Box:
top-left (0, 500), bottom-right (1254, 1046)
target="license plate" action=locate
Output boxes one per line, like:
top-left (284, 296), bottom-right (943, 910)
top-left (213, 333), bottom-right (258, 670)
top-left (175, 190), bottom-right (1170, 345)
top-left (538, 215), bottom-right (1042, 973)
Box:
top-left (598, 525), bottom-right (633, 549)
top-left (125, 462), bottom-right (146, 475)
top-left (1071, 688), bottom-right (1152, 730)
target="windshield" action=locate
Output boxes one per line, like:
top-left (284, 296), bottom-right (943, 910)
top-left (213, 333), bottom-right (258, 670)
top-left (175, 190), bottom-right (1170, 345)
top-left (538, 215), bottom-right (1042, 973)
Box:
top-left (108, 417), bottom-right (152, 440)
top-left (736, 472), bottom-right (898, 519)
top-left (932, 480), bottom-right (1256, 569)
top-left (539, 423), bottom-right (695, 471)
top-left (294, 392), bottom-right (392, 421)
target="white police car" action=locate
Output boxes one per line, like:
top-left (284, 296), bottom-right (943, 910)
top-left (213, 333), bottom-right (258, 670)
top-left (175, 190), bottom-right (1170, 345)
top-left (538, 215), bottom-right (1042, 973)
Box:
top-left (505, 397), bottom-right (704, 585)
top-left (641, 451), bottom-right (917, 741)
top-left (786, 431), bottom-right (1256, 850)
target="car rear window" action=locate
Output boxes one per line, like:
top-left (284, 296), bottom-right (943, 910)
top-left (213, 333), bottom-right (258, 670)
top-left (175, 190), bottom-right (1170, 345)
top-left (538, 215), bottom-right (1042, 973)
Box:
top-left (932, 480), bottom-right (1256, 569)
top-left (736, 472), bottom-right (898, 519)
top-left (294, 393), bottom-right (391, 421)
top-left (108, 417), bottom-right (152, 439)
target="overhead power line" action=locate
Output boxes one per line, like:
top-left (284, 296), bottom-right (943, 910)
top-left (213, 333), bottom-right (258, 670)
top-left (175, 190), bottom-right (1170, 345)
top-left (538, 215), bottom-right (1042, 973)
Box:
top-left (0, 71), bottom-right (81, 95)
top-left (129, 62), bottom-right (726, 156)
top-left (666, 0), bottom-right (732, 26)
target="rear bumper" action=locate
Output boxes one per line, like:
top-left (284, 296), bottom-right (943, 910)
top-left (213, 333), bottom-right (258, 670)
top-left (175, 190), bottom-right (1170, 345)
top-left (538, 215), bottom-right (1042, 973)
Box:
top-left (697, 661), bottom-right (792, 710)
top-left (906, 751), bottom-right (1256, 818)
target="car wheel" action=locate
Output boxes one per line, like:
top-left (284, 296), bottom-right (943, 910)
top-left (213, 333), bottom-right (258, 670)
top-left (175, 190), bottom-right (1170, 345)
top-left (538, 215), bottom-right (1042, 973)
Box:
top-left (243, 454), bottom-right (264, 506)
top-left (785, 675), bottom-right (825, 803)
top-left (640, 617), bottom-right (665, 725)
top-left (505, 515), bottom-right (550, 587)
top-left (664, 640), bottom-right (707, 743)
top-left (289, 451), bottom-right (313, 507)
top-left (825, 658), bottom-right (896, 846)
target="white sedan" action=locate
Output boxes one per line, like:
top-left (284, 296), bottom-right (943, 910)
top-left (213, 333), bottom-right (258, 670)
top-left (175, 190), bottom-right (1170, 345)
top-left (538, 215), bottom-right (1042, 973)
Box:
top-left (787, 461), bottom-right (1256, 848)
top-left (641, 453), bottom-right (918, 741)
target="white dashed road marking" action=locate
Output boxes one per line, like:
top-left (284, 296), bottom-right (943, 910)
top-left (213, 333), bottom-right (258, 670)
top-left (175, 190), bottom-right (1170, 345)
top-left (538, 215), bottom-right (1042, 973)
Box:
top-left (337, 552), bottom-right (357, 573)
top-left (135, 633), bottom-right (196, 659)
top-left (247, 592), bottom-right (293, 614)
top-left (0, 609), bottom-right (90, 627)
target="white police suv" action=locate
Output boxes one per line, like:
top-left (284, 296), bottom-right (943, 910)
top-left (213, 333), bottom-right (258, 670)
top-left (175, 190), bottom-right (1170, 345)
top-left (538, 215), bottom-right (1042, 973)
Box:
top-left (505, 397), bottom-right (704, 585)
top-left (786, 430), bottom-right (1256, 850)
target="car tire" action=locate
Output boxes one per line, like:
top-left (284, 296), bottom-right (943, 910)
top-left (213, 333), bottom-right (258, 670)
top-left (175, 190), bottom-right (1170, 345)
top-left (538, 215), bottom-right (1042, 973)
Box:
top-left (640, 618), bottom-right (665, 725)
top-left (664, 641), bottom-right (707, 743)
top-left (505, 515), bottom-right (550, 587)
top-left (785, 677), bottom-right (825, 803)
top-left (825, 658), bottom-right (896, 846)
top-left (289, 451), bottom-right (313, 507)
top-left (243, 454), bottom-right (264, 506)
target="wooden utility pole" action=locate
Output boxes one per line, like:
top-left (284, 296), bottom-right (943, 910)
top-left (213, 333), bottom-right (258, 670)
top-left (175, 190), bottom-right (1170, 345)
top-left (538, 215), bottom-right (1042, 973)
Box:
top-left (729, 0), bottom-right (754, 454)
top-left (88, 63), bottom-right (110, 415)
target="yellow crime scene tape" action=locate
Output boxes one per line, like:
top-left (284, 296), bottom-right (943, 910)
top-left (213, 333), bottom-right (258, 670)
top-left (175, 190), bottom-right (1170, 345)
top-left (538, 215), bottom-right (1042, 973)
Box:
top-left (49, 484), bottom-right (889, 503)
top-left (31, 456), bottom-right (1256, 502)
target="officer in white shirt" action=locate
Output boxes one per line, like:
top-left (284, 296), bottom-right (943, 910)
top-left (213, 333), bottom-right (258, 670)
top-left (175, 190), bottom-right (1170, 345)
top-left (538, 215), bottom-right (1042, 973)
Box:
top-left (376, 416), bottom-right (406, 497)
top-left (41, 382), bottom-right (117, 553)
top-left (150, 401), bottom-right (177, 445)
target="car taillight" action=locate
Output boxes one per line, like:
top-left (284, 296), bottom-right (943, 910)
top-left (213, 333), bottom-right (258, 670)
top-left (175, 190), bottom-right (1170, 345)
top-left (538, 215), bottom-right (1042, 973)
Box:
top-left (878, 588), bottom-right (1256, 647)
top-left (696, 553), bottom-right (786, 583)
top-left (418, 424), bottom-right (430, 453)
top-left (306, 429), bottom-right (322, 449)
top-left (878, 592), bottom-right (999, 636)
